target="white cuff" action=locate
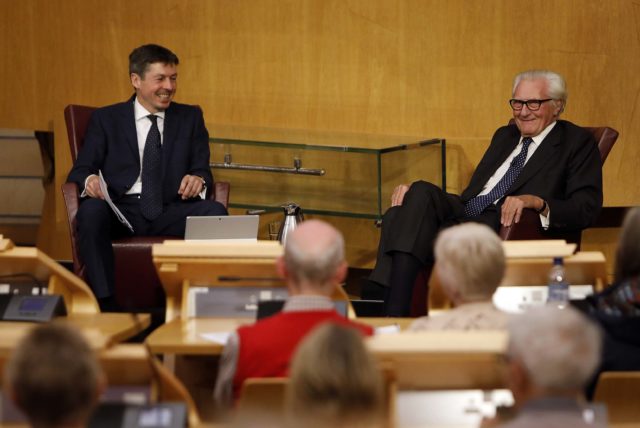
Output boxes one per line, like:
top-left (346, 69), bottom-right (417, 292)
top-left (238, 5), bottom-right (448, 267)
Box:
top-left (81, 174), bottom-right (98, 198)
top-left (539, 209), bottom-right (550, 230)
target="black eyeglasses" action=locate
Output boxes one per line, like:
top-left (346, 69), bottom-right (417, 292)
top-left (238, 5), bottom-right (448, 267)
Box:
top-left (509, 98), bottom-right (553, 111)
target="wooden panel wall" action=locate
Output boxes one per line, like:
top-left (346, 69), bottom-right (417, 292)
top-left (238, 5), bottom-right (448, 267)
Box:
top-left (0, 0), bottom-right (637, 265)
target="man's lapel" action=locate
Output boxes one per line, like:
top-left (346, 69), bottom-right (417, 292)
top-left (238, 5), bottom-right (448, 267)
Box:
top-left (162, 104), bottom-right (179, 174)
top-left (463, 128), bottom-right (520, 200)
top-left (509, 122), bottom-right (563, 192)
top-left (121, 98), bottom-right (140, 164)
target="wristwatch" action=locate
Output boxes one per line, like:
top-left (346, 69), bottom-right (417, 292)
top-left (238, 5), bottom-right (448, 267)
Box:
top-left (536, 199), bottom-right (548, 214)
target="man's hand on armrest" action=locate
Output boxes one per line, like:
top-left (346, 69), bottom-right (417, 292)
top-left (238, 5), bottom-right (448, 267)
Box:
top-left (500, 194), bottom-right (546, 227)
top-left (178, 174), bottom-right (206, 200)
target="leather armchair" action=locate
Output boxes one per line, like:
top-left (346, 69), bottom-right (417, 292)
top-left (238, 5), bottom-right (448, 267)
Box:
top-left (62, 104), bottom-right (230, 311)
top-left (498, 125), bottom-right (619, 247)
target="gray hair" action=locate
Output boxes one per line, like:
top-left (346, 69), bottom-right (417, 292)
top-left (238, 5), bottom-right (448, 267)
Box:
top-left (507, 306), bottom-right (602, 392)
top-left (512, 70), bottom-right (567, 114)
top-left (284, 220), bottom-right (345, 286)
top-left (434, 223), bottom-right (505, 301)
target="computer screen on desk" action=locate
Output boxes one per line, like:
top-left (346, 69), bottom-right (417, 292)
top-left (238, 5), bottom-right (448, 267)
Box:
top-left (256, 299), bottom-right (348, 320)
top-left (184, 215), bottom-right (259, 241)
top-left (189, 286), bottom-right (289, 318)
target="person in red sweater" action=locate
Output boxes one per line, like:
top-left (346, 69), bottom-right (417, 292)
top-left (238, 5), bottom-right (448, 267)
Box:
top-left (213, 220), bottom-right (374, 409)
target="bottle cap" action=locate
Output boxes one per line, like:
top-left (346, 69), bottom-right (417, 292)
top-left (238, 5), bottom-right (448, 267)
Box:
top-left (553, 256), bottom-right (563, 265)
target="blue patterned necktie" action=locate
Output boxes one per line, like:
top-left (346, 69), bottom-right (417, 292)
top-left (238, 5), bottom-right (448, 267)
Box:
top-left (464, 137), bottom-right (533, 218)
top-left (140, 115), bottom-right (163, 220)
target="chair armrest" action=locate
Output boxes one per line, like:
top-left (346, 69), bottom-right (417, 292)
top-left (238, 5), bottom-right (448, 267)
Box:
top-left (498, 208), bottom-right (544, 241)
top-left (61, 182), bottom-right (85, 278)
top-left (213, 181), bottom-right (230, 209)
top-left (499, 208), bottom-right (582, 247)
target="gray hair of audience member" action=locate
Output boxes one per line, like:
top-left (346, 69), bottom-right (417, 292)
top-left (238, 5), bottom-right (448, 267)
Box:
top-left (507, 306), bottom-right (602, 393)
top-left (4, 322), bottom-right (104, 427)
top-left (286, 323), bottom-right (384, 428)
top-left (512, 69), bottom-right (567, 114)
top-left (434, 223), bottom-right (505, 302)
top-left (283, 220), bottom-right (345, 287)
top-left (614, 207), bottom-right (640, 282)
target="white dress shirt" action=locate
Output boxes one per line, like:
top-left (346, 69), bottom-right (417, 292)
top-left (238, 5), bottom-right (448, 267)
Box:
top-left (475, 121), bottom-right (557, 227)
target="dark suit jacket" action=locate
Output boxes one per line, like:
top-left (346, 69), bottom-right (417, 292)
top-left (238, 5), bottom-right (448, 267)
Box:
top-left (67, 95), bottom-right (214, 203)
top-left (461, 120), bottom-right (603, 231)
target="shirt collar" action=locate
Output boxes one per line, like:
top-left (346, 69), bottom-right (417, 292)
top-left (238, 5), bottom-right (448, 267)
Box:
top-left (523, 120), bottom-right (557, 145)
top-left (134, 97), bottom-right (166, 122)
top-left (283, 295), bottom-right (335, 312)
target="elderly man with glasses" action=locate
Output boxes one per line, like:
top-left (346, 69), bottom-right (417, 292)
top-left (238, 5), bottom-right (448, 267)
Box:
top-left (369, 69), bottom-right (603, 317)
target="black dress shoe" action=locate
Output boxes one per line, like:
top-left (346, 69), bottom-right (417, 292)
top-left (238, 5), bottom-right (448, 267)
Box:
top-left (97, 296), bottom-right (121, 312)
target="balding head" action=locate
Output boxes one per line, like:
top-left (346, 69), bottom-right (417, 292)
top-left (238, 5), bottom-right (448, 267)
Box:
top-left (279, 220), bottom-right (347, 295)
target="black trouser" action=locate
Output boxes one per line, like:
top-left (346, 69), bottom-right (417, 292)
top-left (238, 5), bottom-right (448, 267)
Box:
top-left (76, 196), bottom-right (227, 299)
top-left (369, 181), bottom-right (500, 316)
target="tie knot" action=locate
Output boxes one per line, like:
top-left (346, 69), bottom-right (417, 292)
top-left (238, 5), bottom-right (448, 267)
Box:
top-left (522, 137), bottom-right (533, 147)
top-left (147, 114), bottom-right (158, 124)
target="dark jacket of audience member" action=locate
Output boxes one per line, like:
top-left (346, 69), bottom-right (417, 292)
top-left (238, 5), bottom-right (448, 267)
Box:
top-left (585, 207), bottom-right (640, 397)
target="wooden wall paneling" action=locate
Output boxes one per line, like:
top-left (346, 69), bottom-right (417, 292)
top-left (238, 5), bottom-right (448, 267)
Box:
top-left (0, 0), bottom-right (637, 269)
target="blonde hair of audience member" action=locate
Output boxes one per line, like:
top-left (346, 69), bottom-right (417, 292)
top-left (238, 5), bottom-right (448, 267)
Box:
top-left (277, 219), bottom-right (348, 296)
top-left (614, 206), bottom-right (640, 282)
top-left (435, 223), bottom-right (505, 305)
top-left (286, 323), bottom-right (385, 428)
top-left (506, 306), bottom-right (602, 406)
top-left (4, 322), bottom-right (105, 428)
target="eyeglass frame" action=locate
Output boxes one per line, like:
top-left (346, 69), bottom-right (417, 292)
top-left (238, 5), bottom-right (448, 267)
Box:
top-left (509, 98), bottom-right (554, 111)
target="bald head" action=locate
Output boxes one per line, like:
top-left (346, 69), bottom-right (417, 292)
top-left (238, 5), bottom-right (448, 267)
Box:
top-left (281, 220), bottom-right (346, 294)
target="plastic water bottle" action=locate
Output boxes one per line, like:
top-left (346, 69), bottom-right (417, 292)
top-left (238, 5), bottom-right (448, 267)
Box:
top-left (547, 257), bottom-right (570, 308)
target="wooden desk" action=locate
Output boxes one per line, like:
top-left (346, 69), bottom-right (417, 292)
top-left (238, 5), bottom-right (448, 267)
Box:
top-left (145, 316), bottom-right (415, 423)
top-left (368, 330), bottom-right (507, 390)
top-left (146, 316), bottom-right (416, 356)
top-left (0, 313), bottom-right (150, 359)
top-left (0, 238), bottom-right (99, 313)
top-left (430, 248), bottom-right (608, 309)
top-left (146, 317), bottom-right (505, 391)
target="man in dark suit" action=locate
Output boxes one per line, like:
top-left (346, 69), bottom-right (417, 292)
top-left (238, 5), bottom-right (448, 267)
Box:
top-left (369, 70), bottom-right (602, 316)
top-left (67, 44), bottom-right (227, 310)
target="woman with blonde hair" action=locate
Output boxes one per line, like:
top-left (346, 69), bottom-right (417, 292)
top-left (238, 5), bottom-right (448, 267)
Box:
top-left (286, 323), bottom-right (386, 428)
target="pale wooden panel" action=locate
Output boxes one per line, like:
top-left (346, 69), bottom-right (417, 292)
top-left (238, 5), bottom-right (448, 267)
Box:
top-left (0, 0), bottom-right (638, 263)
top-left (0, 138), bottom-right (44, 176)
top-left (0, 179), bottom-right (43, 216)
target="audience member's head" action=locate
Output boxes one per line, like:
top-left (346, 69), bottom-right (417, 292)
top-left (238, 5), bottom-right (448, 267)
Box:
top-left (4, 322), bottom-right (105, 428)
top-left (614, 207), bottom-right (640, 282)
top-left (505, 306), bottom-right (602, 405)
top-left (277, 220), bottom-right (347, 296)
top-left (286, 323), bottom-right (385, 428)
top-left (434, 223), bottom-right (505, 305)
